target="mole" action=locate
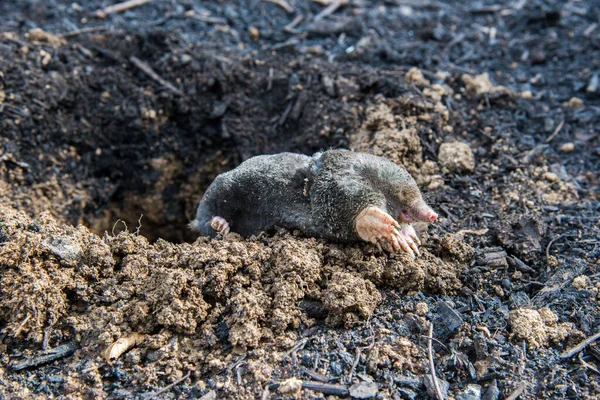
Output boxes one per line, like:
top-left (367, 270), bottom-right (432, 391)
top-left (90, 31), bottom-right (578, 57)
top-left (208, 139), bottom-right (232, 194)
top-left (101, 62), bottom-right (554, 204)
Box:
top-left (191, 149), bottom-right (438, 258)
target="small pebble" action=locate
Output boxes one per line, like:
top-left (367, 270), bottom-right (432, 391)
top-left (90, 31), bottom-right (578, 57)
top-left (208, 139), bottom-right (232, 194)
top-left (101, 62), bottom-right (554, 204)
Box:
top-left (349, 382), bottom-right (378, 399)
top-left (249, 27), bottom-right (260, 42)
top-left (530, 49), bottom-right (547, 64)
top-left (567, 97), bottom-right (584, 109)
top-left (561, 142), bottom-right (575, 153)
top-left (543, 172), bottom-right (559, 182)
top-left (456, 384), bottom-right (482, 400)
top-left (520, 90), bottom-right (532, 99)
top-left (180, 54), bottom-right (192, 64)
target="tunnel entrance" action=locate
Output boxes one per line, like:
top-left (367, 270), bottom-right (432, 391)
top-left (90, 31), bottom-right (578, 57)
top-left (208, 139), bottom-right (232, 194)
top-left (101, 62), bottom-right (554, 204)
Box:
top-left (0, 32), bottom-right (371, 242)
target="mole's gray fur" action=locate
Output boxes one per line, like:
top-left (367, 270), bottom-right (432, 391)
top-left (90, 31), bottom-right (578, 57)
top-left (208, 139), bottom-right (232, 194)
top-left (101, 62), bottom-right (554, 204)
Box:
top-left (191, 149), bottom-right (428, 241)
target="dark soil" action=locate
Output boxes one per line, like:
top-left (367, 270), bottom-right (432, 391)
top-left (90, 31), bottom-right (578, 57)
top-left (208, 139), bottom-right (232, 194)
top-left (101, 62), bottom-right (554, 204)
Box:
top-left (0, 0), bottom-right (599, 399)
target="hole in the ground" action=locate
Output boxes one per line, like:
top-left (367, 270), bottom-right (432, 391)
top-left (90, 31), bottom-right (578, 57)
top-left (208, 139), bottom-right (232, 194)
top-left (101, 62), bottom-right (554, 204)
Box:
top-left (74, 85), bottom-right (342, 243)
top-left (3, 32), bottom-right (354, 240)
top-left (83, 148), bottom-right (232, 244)
top-left (64, 35), bottom-right (351, 243)
top-left (84, 145), bottom-right (330, 243)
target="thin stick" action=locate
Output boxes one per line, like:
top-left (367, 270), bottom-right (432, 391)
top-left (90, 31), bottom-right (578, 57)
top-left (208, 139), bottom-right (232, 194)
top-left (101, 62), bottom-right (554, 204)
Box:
top-left (584, 22), bottom-right (598, 37)
top-left (561, 331), bottom-right (600, 359)
top-left (301, 381), bottom-right (348, 396)
top-left (12, 343), bottom-right (78, 371)
top-left (347, 346), bottom-right (362, 383)
top-left (286, 338), bottom-right (308, 355)
top-left (269, 381), bottom-right (349, 396)
top-left (60, 26), bottom-right (108, 38)
top-left (546, 234), bottom-right (565, 258)
top-left (264, 0), bottom-right (295, 13)
top-left (145, 372), bottom-right (191, 399)
top-left (95, 0), bottom-right (152, 18)
top-left (419, 335), bottom-right (449, 351)
top-left (505, 382), bottom-right (526, 400)
top-left (314, 0), bottom-right (347, 21)
top-left (455, 228), bottom-right (489, 237)
top-left (283, 15), bottom-right (304, 32)
top-left (579, 353), bottom-right (600, 375)
top-left (545, 120), bottom-right (564, 143)
top-left (129, 56), bottom-right (183, 95)
top-left (427, 322), bottom-right (444, 400)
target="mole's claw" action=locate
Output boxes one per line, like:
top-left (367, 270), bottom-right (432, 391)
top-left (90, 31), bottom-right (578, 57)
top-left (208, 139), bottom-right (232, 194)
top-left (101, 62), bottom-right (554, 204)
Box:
top-left (390, 233), bottom-right (402, 253)
top-left (408, 238), bottom-right (420, 257)
top-left (396, 235), bottom-right (415, 259)
top-left (408, 229), bottom-right (421, 246)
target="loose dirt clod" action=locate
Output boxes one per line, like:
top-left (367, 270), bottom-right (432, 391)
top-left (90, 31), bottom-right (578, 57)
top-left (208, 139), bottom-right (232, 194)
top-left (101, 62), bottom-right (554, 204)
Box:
top-left (509, 308), bottom-right (575, 348)
top-left (438, 142), bottom-right (475, 174)
top-left (461, 73), bottom-right (511, 97)
top-left (26, 28), bottom-right (66, 47)
top-left (278, 377), bottom-right (303, 394)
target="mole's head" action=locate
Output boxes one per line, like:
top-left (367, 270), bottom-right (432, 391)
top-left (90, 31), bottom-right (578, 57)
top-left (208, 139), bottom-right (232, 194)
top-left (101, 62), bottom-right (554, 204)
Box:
top-left (393, 185), bottom-right (438, 224)
top-left (371, 160), bottom-right (438, 224)
top-left (357, 152), bottom-right (438, 224)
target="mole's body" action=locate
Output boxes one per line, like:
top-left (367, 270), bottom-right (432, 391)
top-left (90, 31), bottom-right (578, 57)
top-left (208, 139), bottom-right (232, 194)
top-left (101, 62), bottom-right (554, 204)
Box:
top-left (191, 150), bottom-right (438, 257)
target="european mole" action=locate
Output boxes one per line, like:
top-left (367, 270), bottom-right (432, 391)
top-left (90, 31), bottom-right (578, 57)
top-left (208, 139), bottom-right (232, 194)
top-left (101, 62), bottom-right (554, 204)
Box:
top-left (191, 149), bottom-right (438, 258)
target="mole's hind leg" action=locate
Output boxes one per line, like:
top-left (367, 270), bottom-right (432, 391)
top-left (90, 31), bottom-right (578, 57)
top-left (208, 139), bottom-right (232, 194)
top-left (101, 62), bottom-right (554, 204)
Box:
top-left (210, 216), bottom-right (230, 235)
top-left (192, 185), bottom-right (229, 237)
top-left (355, 206), bottom-right (421, 258)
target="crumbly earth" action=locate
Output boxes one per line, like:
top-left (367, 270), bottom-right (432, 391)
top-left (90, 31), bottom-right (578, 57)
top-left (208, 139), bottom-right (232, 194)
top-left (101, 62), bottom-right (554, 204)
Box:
top-left (0, 0), bottom-right (599, 399)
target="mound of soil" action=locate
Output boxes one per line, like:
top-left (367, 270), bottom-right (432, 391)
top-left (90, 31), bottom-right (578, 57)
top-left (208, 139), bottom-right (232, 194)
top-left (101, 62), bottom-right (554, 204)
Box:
top-left (1, 0), bottom-right (599, 399)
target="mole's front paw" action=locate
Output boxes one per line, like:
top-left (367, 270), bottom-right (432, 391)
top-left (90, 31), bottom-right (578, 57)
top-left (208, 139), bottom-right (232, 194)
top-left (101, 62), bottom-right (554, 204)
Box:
top-left (210, 216), bottom-right (230, 235)
top-left (355, 206), bottom-right (421, 258)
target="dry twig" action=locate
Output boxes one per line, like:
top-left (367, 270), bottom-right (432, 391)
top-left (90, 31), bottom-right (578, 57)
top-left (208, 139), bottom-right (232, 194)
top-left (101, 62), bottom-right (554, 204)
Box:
top-left (145, 372), bottom-right (191, 399)
top-left (60, 26), bottom-right (108, 38)
top-left (561, 331), bottom-right (600, 359)
top-left (505, 382), bottom-right (526, 400)
top-left (427, 322), bottom-right (444, 400)
top-left (12, 343), bottom-right (78, 371)
top-left (283, 15), bottom-right (304, 33)
top-left (314, 0), bottom-right (348, 21)
top-left (264, 0), bottom-right (295, 13)
top-left (129, 56), bottom-right (183, 95)
top-left (455, 228), bottom-right (488, 237)
top-left (95, 0), bottom-right (152, 18)
top-left (269, 380), bottom-right (349, 396)
top-left (545, 120), bottom-right (564, 143)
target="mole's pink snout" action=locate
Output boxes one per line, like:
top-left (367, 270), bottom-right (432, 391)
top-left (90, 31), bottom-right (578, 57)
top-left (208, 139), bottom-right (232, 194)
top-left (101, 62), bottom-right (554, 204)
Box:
top-left (412, 202), bottom-right (438, 223)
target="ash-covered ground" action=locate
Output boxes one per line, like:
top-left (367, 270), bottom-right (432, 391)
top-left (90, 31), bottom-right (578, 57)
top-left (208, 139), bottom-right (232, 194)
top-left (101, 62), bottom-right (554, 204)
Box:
top-left (0, 0), bottom-right (599, 399)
